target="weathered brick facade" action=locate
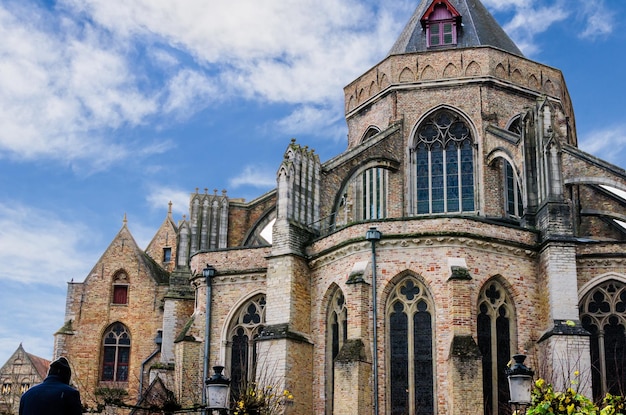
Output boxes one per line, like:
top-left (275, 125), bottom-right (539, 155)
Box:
top-left (51, 1), bottom-right (626, 414)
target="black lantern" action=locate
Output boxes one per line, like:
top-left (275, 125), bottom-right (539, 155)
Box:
top-left (365, 226), bottom-right (382, 242)
top-left (506, 354), bottom-right (534, 409)
top-left (203, 264), bottom-right (216, 279)
top-left (205, 366), bottom-right (230, 411)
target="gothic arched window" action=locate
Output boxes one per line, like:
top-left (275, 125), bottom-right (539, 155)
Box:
top-left (101, 322), bottom-right (131, 382)
top-left (227, 295), bottom-right (266, 396)
top-left (386, 276), bottom-right (434, 415)
top-left (504, 160), bottom-right (523, 218)
top-left (580, 280), bottom-right (626, 400)
top-left (413, 110), bottom-right (475, 215)
top-left (477, 279), bottom-right (515, 415)
top-left (357, 167), bottom-right (389, 220)
top-left (112, 271), bottom-right (129, 305)
top-left (326, 288), bottom-right (347, 415)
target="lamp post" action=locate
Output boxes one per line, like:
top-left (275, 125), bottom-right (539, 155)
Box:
top-left (506, 354), bottom-right (534, 414)
top-left (365, 227), bottom-right (382, 415)
top-left (205, 365), bottom-right (231, 414)
top-left (202, 264), bottom-right (217, 413)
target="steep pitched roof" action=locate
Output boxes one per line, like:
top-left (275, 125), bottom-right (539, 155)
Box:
top-left (85, 217), bottom-right (170, 285)
top-left (388, 0), bottom-right (523, 57)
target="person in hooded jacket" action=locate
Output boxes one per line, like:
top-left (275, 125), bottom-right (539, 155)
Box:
top-left (19, 356), bottom-right (83, 415)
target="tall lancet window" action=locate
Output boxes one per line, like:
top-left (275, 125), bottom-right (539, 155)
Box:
top-left (227, 294), bottom-right (266, 397)
top-left (326, 288), bottom-right (347, 415)
top-left (387, 276), bottom-right (434, 415)
top-left (580, 280), bottom-right (626, 401)
top-left (357, 167), bottom-right (389, 220)
top-left (101, 322), bottom-right (131, 382)
top-left (477, 279), bottom-right (515, 415)
top-left (413, 109), bottom-right (475, 214)
top-left (504, 160), bottom-right (523, 218)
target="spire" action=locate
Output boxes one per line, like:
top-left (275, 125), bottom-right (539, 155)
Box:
top-left (388, 0), bottom-right (523, 57)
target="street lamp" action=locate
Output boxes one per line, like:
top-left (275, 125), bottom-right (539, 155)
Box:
top-left (202, 264), bottom-right (217, 412)
top-left (365, 227), bottom-right (382, 415)
top-left (506, 354), bottom-right (534, 414)
top-left (205, 365), bottom-right (231, 413)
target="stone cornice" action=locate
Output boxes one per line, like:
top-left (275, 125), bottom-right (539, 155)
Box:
top-left (308, 234), bottom-right (537, 269)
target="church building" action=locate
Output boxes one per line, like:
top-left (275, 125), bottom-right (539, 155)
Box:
top-left (53, 0), bottom-right (626, 414)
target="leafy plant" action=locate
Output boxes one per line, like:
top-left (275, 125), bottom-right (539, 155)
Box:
top-left (526, 378), bottom-right (598, 415)
top-left (232, 383), bottom-right (294, 415)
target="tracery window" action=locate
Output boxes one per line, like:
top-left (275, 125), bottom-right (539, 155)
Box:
top-left (1, 383), bottom-right (10, 395)
top-left (413, 110), bottom-right (475, 214)
top-left (477, 279), bottom-right (515, 415)
top-left (580, 280), bottom-right (626, 400)
top-left (326, 289), bottom-right (347, 415)
top-left (504, 160), bottom-right (523, 218)
top-left (20, 383), bottom-right (29, 394)
top-left (228, 295), bottom-right (266, 396)
top-left (386, 276), bottom-right (434, 415)
top-left (101, 322), bottom-right (131, 382)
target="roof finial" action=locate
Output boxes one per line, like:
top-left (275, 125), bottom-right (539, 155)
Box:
top-left (123, 213), bottom-right (128, 225)
top-left (168, 201), bottom-right (173, 217)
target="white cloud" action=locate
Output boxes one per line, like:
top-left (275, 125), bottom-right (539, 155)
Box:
top-left (0, 281), bottom-right (66, 362)
top-left (0, 202), bottom-right (98, 286)
top-left (579, 125), bottom-right (626, 164)
top-left (229, 165), bottom-right (276, 189)
top-left (146, 186), bottom-right (191, 217)
top-left (579, 1), bottom-right (614, 40)
top-left (274, 105), bottom-right (346, 141)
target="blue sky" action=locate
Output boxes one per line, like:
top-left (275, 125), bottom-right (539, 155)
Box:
top-left (1, 0), bottom-right (626, 365)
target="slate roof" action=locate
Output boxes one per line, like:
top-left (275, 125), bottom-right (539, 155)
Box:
top-left (388, 0), bottom-right (523, 57)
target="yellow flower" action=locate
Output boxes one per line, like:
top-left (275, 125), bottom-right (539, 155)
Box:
top-left (574, 370), bottom-right (580, 376)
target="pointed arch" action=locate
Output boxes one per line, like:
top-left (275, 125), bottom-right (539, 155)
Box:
top-left (465, 61), bottom-right (481, 76)
top-left (580, 277), bottom-right (626, 400)
top-left (112, 270), bottom-right (129, 305)
top-left (421, 65), bottom-right (436, 80)
top-left (101, 322), bottom-right (131, 382)
top-left (477, 276), bottom-right (517, 415)
top-left (410, 106), bottom-right (477, 215)
top-left (443, 62), bottom-right (459, 78)
top-left (400, 67), bottom-right (415, 83)
top-left (385, 272), bottom-right (435, 415)
top-left (223, 293), bottom-right (266, 396)
top-left (324, 284), bottom-right (347, 415)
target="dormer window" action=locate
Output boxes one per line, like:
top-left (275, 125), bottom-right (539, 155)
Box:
top-left (422, 0), bottom-right (461, 48)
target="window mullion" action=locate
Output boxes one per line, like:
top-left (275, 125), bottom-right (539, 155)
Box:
top-left (598, 332), bottom-right (607, 396)
top-left (457, 145), bottom-right (462, 213)
top-left (428, 150), bottom-right (433, 213)
top-left (490, 315), bottom-right (499, 415)
top-left (443, 147), bottom-right (448, 212)
top-left (408, 305), bottom-right (416, 415)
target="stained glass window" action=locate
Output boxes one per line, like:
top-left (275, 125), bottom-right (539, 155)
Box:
top-left (101, 322), bottom-right (131, 382)
top-left (228, 295), bottom-right (266, 397)
top-left (326, 289), bottom-right (347, 415)
top-left (387, 277), bottom-right (434, 415)
top-left (478, 280), bottom-right (514, 415)
top-left (580, 280), bottom-right (626, 400)
top-left (413, 110), bottom-right (475, 214)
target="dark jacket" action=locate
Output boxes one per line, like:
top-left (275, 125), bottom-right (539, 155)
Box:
top-left (19, 375), bottom-right (83, 415)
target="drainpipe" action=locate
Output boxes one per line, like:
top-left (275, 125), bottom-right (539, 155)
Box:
top-left (365, 227), bottom-right (382, 415)
top-left (201, 264), bottom-right (216, 414)
top-left (139, 331), bottom-right (162, 400)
